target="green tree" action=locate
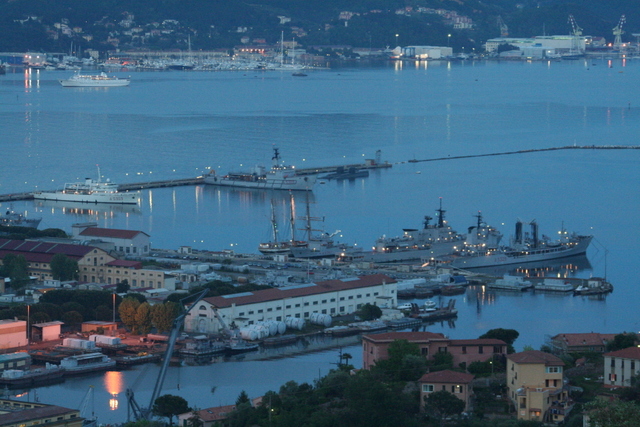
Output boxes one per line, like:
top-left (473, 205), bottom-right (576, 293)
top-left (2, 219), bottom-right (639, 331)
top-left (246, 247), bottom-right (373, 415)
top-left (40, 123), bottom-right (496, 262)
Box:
top-left (134, 302), bottom-right (153, 335)
top-left (62, 310), bottom-right (83, 329)
top-left (607, 333), bottom-right (637, 352)
top-left (119, 297), bottom-right (140, 331)
top-left (236, 390), bottom-right (250, 406)
top-left (50, 253), bottom-right (79, 281)
top-left (151, 302), bottom-right (179, 333)
top-left (356, 303), bottom-right (382, 321)
top-left (372, 339), bottom-right (427, 381)
top-left (152, 394), bottom-right (190, 425)
top-left (585, 397), bottom-right (640, 427)
top-left (116, 280), bottom-right (130, 294)
top-left (3, 254), bottom-right (29, 290)
top-left (424, 390), bottom-right (466, 426)
top-left (479, 328), bottom-right (520, 353)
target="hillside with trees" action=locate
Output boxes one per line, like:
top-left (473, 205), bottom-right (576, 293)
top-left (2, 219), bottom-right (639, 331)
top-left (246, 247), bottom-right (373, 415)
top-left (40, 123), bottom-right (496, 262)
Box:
top-left (0, 0), bottom-right (638, 54)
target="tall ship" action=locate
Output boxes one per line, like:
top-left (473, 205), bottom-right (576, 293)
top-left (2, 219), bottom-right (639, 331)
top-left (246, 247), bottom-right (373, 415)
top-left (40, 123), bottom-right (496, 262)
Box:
top-left (258, 197), bottom-right (307, 255)
top-left (32, 167), bottom-right (140, 205)
top-left (441, 219), bottom-right (592, 269)
top-left (356, 199), bottom-right (466, 263)
top-left (59, 72), bottom-right (130, 87)
top-left (1, 208), bottom-right (42, 228)
top-left (289, 194), bottom-right (362, 259)
top-left (204, 148), bottom-right (316, 191)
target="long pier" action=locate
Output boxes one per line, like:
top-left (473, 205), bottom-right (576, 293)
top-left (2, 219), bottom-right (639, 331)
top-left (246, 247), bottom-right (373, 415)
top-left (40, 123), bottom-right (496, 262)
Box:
top-left (1, 146), bottom-right (635, 203)
top-left (406, 145), bottom-right (640, 163)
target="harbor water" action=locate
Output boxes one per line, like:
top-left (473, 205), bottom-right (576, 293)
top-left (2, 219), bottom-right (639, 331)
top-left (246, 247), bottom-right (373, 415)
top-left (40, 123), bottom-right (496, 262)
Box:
top-left (1, 59), bottom-right (639, 422)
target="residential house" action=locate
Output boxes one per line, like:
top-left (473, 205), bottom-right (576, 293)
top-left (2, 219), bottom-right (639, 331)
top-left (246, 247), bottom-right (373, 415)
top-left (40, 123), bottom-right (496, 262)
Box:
top-left (177, 404), bottom-right (236, 427)
top-left (550, 333), bottom-right (617, 354)
top-left (418, 370), bottom-right (475, 412)
top-left (604, 347), bottom-right (640, 388)
top-left (361, 331), bottom-right (507, 369)
top-left (507, 350), bottom-right (573, 424)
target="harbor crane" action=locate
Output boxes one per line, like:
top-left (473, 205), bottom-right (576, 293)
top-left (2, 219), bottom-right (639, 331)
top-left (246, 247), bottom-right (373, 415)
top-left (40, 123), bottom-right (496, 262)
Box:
top-left (568, 15), bottom-right (583, 54)
top-left (126, 289), bottom-right (208, 421)
top-left (497, 16), bottom-right (508, 37)
top-left (613, 15), bottom-right (626, 49)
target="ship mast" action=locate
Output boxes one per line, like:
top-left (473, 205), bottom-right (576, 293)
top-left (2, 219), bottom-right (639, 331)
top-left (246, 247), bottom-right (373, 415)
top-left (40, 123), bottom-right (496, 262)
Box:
top-left (270, 200), bottom-right (280, 244)
top-left (436, 197), bottom-right (446, 228)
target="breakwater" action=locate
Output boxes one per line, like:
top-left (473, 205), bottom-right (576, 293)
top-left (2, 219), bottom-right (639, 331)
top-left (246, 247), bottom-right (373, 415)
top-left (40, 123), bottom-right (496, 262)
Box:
top-left (406, 145), bottom-right (640, 163)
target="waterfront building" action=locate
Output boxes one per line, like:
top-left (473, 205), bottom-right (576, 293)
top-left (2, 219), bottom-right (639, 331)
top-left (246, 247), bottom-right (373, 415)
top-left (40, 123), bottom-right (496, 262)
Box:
top-left (0, 399), bottom-right (83, 427)
top-left (506, 350), bottom-right (573, 424)
top-left (418, 370), bottom-right (475, 412)
top-left (550, 332), bottom-right (617, 354)
top-left (0, 352), bottom-right (31, 372)
top-left (184, 274), bottom-right (397, 334)
top-left (603, 347), bottom-right (640, 388)
top-left (361, 331), bottom-right (507, 369)
top-left (72, 223), bottom-right (151, 256)
top-left (0, 239), bottom-right (174, 289)
top-left (401, 46), bottom-right (453, 59)
top-left (0, 320), bottom-right (27, 349)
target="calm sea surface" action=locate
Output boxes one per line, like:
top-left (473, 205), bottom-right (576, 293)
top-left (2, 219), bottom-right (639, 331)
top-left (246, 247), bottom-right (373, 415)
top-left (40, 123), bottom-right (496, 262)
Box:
top-left (1, 59), bottom-right (639, 422)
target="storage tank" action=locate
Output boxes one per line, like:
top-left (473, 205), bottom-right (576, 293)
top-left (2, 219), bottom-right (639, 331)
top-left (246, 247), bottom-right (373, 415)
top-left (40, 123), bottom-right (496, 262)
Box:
top-left (309, 313), bottom-right (332, 327)
top-left (276, 321), bottom-right (287, 335)
top-left (239, 328), bottom-right (259, 341)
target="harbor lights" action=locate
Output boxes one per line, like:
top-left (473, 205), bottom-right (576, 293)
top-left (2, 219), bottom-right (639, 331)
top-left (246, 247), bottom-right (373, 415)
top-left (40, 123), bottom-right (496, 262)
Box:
top-left (395, 34), bottom-right (399, 47)
top-left (447, 34), bottom-right (451, 47)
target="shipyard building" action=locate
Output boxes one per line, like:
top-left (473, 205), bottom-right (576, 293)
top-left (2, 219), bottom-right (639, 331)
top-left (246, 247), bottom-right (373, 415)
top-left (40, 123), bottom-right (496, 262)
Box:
top-left (184, 274), bottom-right (397, 334)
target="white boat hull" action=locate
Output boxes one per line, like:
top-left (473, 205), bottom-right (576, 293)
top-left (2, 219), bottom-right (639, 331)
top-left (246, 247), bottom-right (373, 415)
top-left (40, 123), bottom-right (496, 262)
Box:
top-left (33, 191), bottom-right (139, 204)
top-left (449, 236), bottom-right (592, 269)
top-left (204, 175), bottom-right (315, 191)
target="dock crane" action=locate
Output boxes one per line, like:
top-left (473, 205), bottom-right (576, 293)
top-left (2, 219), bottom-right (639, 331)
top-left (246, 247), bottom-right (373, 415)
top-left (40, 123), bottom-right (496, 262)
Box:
top-left (568, 15), bottom-right (583, 54)
top-left (497, 16), bottom-right (508, 38)
top-left (613, 15), bottom-right (626, 49)
top-left (126, 289), bottom-right (208, 421)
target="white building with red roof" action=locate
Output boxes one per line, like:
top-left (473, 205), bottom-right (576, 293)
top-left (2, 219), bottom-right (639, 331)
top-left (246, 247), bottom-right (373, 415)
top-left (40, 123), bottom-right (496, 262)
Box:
top-left (72, 222), bottom-right (150, 256)
top-left (184, 274), bottom-right (397, 334)
top-left (604, 347), bottom-right (640, 388)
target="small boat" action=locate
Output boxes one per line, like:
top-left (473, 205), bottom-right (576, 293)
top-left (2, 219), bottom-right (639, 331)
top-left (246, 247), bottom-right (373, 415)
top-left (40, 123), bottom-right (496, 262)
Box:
top-left (33, 166), bottom-right (140, 204)
top-left (534, 278), bottom-right (574, 292)
top-left (59, 72), bottom-right (130, 87)
top-left (204, 147), bottom-right (316, 191)
top-left (423, 300), bottom-right (437, 310)
top-left (1, 207), bottom-right (42, 228)
top-left (573, 278), bottom-right (613, 296)
top-left (396, 303), bottom-right (412, 310)
top-left (488, 275), bottom-right (533, 291)
top-left (225, 337), bottom-right (259, 354)
top-left (179, 336), bottom-right (226, 356)
top-left (292, 72), bottom-right (307, 77)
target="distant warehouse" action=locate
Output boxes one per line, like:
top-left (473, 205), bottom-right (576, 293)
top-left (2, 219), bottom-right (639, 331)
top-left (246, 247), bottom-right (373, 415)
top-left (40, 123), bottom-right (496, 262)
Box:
top-left (184, 274), bottom-right (397, 334)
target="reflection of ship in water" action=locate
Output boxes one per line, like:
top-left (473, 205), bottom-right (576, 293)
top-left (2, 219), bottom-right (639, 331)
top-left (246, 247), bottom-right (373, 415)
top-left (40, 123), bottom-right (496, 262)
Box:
top-left (34, 200), bottom-right (141, 215)
top-left (461, 254), bottom-right (592, 278)
top-left (202, 184), bottom-right (316, 206)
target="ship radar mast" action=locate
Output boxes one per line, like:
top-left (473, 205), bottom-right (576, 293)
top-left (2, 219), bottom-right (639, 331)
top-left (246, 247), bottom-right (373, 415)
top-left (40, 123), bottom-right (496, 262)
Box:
top-left (436, 197), bottom-right (446, 228)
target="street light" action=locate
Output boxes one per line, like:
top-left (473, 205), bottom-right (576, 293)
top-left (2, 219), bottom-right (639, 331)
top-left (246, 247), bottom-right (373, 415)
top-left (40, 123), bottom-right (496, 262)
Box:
top-left (447, 34), bottom-right (451, 47)
top-left (395, 34), bottom-right (399, 47)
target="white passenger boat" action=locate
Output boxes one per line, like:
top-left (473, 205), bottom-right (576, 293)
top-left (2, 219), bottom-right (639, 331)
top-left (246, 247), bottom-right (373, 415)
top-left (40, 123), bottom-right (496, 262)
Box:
top-left (59, 72), bottom-right (130, 87)
top-left (33, 168), bottom-right (140, 204)
top-left (204, 148), bottom-right (316, 191)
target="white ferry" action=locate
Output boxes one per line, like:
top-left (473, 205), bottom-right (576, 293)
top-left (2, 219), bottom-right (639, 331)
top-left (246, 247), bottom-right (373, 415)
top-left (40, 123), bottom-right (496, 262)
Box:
top-left (59, 72), bottom-right (130, 87)
top-left (33, 169), bottom-right (139, 205)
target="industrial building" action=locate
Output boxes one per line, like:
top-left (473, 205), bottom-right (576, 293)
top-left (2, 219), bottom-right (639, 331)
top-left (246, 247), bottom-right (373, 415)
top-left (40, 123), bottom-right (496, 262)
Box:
top-left (184, 274), bottom-right (397, 334)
